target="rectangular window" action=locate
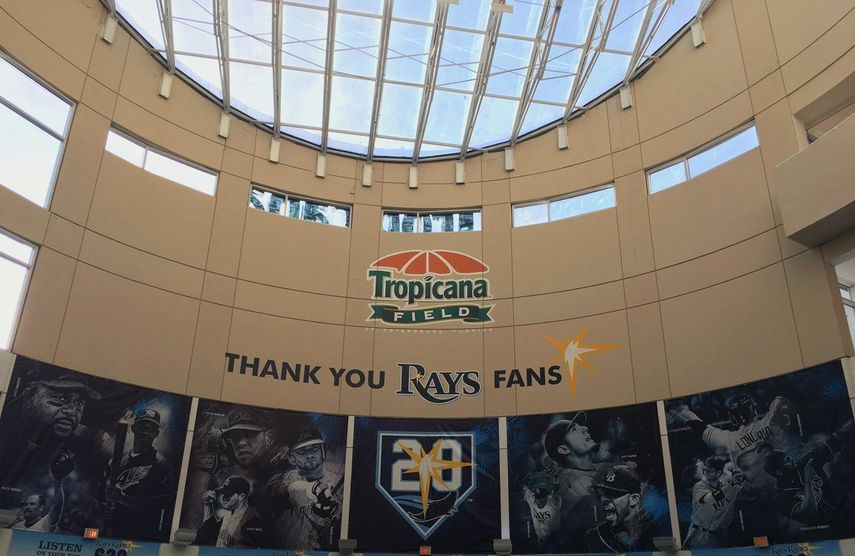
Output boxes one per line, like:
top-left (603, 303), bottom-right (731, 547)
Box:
top-left (648, 123), bottom-right (759, 194)
top-left (0, 56), bottom-right (73, 207)
top-left (382, 210), bottom-right (482, 233)
top-left (0, 229), bottom-right (35, 350)
top-left (513, 186), bottom-right (615, 227)
top-left (105, 129), bottom-right (218, 196)
top-left (249, 186), bottom-right (351, 228)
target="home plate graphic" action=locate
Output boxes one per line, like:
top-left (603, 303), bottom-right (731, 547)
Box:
top-left (375, 431), bottom-right (477, 539)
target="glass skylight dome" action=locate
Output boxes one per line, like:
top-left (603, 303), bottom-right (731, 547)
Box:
top-left (109, 0), bottom-right (706, 161)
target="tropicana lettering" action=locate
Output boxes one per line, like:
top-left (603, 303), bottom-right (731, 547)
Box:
top-left (368, 269), bottom-right (490, 305)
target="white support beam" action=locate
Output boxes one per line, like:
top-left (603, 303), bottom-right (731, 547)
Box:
top-left (504, 146), bottom-right (515, 171)
top-left (455, 160), bottom-right (465, 184)
top-left (622, 0), bottom-right (658, 85)
top-left (102, 14), bottom-right (118, 44)
top-left (366, 0), bottom-right (394, 163)
top-left (269, 137), bottom-right (281, 163)
top-left (362, 163), bottom-right (373, 187)
top-left (625, 0), bottom-right (673, 80)
top-left (320, 0), bottom-right (338, 153)
top-left (159, 71), bottom-right (174, 98)
top-left (214, 0), bottom-right (231, 112)
top-left (315, 153), bottom-right (327, 177)
top-left (556, 123), bottom-right (568, 149)
top-left (561, 0), bottom-right (607, 123)
top-left (619, 85), bottom-right (632, 109)
top-left (218, 111), bottom-right (231, 138)
top-left (510, 0), bottom-right (562, 146)
top-left (271, 0), bottom-right (284, 138)
top-left (412, 2), bottom-right (450, 162)
top-left (408, 165), bottom-right (418, 189)
top-left (459, 0), bottom-right (507, 157)
top-left (691, 19), bottom-right (705, 47)
top-left (157, 0), bottom-right (176, 73)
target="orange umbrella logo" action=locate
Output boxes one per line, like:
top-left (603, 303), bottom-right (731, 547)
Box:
top-left (370, 250), bottom-right (488, 276)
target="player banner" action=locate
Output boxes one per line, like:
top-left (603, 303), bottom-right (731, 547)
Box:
top-left (508, 404), bottom-right (671, 553)
top-left (349, 417), bottom-right (501, 552)
top-left (7, 530), bottom-right (160, 556)
top-left (665, 361), bottom-right (855, 548)
top-left (0, 356), bottom-right (191, 542)
top-left (179, 400), bottom-right (347, 550)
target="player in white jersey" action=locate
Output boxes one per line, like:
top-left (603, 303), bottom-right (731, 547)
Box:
top-left (683, 456), bottom-right (744, 548)
top-left (671, 394), bottom-right (793, 467)
top-left (522, 471), bottom-right (562, 546)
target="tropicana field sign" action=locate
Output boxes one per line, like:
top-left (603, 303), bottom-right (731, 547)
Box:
top-left (367, 250), bottom-right (494, 325)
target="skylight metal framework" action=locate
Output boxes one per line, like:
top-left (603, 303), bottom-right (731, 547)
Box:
top-left (109, 0), bottom-right (714, 162)
top-left (510, 0), bottom-right (562, 146)
top-left (459, 0), bottom-right (507, 158)
top-left (412, 1), bottom-right (450, 163)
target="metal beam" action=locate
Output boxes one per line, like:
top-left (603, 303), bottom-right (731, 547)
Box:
top-left (411, 1), bottom-right (450, 162)
top-left (214, 0), bottom-right (231, 111)
top-left (510, 0), bottom-right (562, 145)
top-left (697, 0), bottom-right (715, 19)
top-left (459, 1), bottom-right (507, 158)
top-left (622, 0), bottom-right (657, 85)
top-left (626, 0), bottom-right (673, 79)
top-left (320, 0), bottom-right (337, 153)
top-left (366, 0), bottom-right (394, 162)
top-left (272, 0), bottom-right (284, 137)
top-left (562, 0), bottom-right (617, 122)
top-left (157, 0), bottom-right (176, 72)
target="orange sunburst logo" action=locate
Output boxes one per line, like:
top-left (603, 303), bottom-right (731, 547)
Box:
top-left (542, 327), bottom-right (620, 397)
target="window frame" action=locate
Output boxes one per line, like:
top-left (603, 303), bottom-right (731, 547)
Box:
top-left (381, 208), bottom-right (482, 233)
top-left (0, 53), bottom-right (75, 209)
top-left (512, 183), bottom-right (616, 228)
top-left (647, 121), bottom-right (759, 195)
top-left (249, 184), bottom-right (352, 228)
top-left (0, 228), bottom-right (36, 351)
top-left (105, 127), bottom-right (219, 196)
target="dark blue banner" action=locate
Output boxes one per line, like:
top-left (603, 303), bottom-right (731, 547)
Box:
top-left (0, 356), bottom-right (191, 541)
top-left (349, 417), bottom-right (500, 552)
top-left (665, 361), bottom-right (855, 547)
top-left (179, 400), bottom-right (347, 550)
top-left (508, 403), bottom-right (671, 553)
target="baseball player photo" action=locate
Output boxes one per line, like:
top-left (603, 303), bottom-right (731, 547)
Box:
top-left (0, 356), bottom-right (191, 541)
top-left (665, 361), bottom-right (855, 546)
top-left (508, 403), bottom-right (671, 553)
top-left (179, 400), bottom-right (347, 550)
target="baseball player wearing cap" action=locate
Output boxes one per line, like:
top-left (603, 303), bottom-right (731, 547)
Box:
top-left (98, 409), bottom-right (176, 539)
top-left (267, 427), bottom-right (343, 550)
top-left (522, 470), bottom-right (562, 548)
top-left (219, 408), bottom-right (279, 487)
top-left (670, 394), bottom-right (792, 463)
top-left (542, 412), bottom-right (611, 551)
top-left (585, 463), bottom-right (653, 553)
top-left (683, 456), bottom-right (744, 548)
top-left (195, 475), bottom-right (264, 547)
top-left (0, 365), bottom-right (99, 515)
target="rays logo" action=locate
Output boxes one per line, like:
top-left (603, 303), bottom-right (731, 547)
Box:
top-left (376, 432), bottom-right (476, 539)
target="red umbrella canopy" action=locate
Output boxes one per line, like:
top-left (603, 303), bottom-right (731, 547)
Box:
top-left (371, 250), bottom-right (488, 276)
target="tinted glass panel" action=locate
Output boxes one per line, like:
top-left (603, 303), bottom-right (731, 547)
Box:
top-left (688, 126), bottom-right (759, 177)
top-left (648, 161), bottom-right (687, 194)
top-left (0, 104), bottom-right (62, 206)
top-left (549, 187), bottom-right (615, 221)
top-left (513, 203), bottom-right (548, 227)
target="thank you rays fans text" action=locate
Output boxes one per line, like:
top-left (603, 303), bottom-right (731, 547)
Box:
top-left (376, 432), bottom-right (476, 539)
top-left (367, 250), bottom-right (493, 325)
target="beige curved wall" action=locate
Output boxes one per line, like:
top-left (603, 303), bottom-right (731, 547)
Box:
top-left (1, 0), bottom-right (853, 418)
